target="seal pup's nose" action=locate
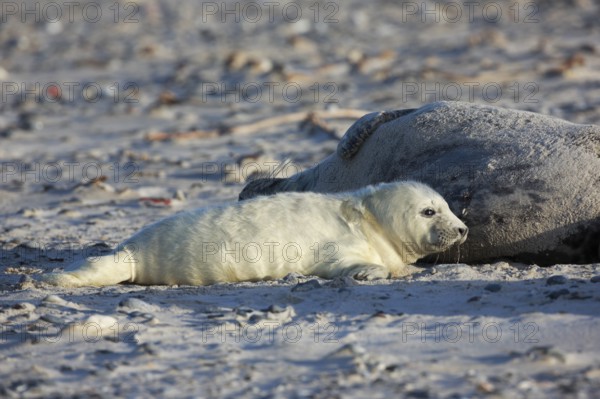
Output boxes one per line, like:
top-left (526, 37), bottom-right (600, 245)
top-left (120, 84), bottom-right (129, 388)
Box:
top-left (457, 226), bottom-right (468, 238)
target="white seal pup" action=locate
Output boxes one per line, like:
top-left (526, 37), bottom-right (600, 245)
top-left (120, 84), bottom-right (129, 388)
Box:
top-left (40, 181), bottom-right (467, 287)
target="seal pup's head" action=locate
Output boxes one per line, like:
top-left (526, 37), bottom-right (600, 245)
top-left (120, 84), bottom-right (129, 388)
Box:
top-left (361, 181), bottom-right (468, 260)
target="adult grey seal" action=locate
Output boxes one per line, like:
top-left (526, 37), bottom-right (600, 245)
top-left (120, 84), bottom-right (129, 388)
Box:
top-left (240, 101), bottom-right (600, 265)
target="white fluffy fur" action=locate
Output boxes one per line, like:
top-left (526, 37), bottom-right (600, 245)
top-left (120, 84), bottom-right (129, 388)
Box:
top-left (41, 181), bottom-right (467, 287)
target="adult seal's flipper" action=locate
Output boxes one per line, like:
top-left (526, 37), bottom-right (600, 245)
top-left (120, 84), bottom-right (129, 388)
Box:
top-left (336, 109), bottom-right (417, 160)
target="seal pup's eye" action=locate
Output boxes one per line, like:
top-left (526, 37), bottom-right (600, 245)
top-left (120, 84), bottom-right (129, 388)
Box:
top-left (422, 208), bottom-right (436, 217)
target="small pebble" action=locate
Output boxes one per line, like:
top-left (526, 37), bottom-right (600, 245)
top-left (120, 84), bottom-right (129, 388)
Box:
top-left (104, 362), bottom-right (118, 371)
top-left (137, 343), bottom-right (158, 355)
top-left (406, 389), bottom-right (430, 398)
top-left (524, 346), bottom-right (566, 363)
top-left (291, 279), bottom-right (322, 292)
top-left (547, 288), bottom-right (570, 299)
top-left (85, 315), bottom-right (118, 330)
top-left (174, 190), bottom-right (186, 201)
top-left (235, 307), bottom-right (254, 316)
top-left (17, 275), bottom-right (36, 289)
top-left (19, 208), bottom-right (41, 218)
top-left (40, 314), bottom-right (65, 324)
top-left (370, 311), bottom-right (388, 319)
top-left (325, 343), bottom-right (365, 359)
top-left (248, 314), bottom-right (263, 324)
top-left (59, 365), bottom-right (74, 372)
top-left (42, 295), bottom-right (67, 305)
top-left (178, 160), bottom-right (191, 169)
top-left (265, 304), bottom-right (286, 313)
top-left (328, 276), bottom-right (358, 288)
top-left (467, 296), bottom-right (481, 303)
top-left (282, 272), bottom-right (304, 285)
top-left (12, 302), bottom-right (36, 312)
top-left (118, 298), bottom-right (157, 313)
top-left (590, 275), bottom-right (600, 283)
top-left (585, 368), bottom-right (600, 380)
top-left (476, 381), bottom-right (496, 394)
top-left (484, 283), bottom-right (502, 292)
top-left (57, 209), bottom-right (82, 218)
top-left (546, 275), bottom-right (568, 285)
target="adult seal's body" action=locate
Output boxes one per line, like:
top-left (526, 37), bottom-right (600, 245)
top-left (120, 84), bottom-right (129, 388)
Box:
top-left (41, 181), bottom-right (467, 287)
top-left (240, 101), bottom-right (600, 265)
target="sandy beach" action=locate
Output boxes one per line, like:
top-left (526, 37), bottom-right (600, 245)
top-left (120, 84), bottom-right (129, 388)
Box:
top-left (1, 0), bottom-right (600, 397)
